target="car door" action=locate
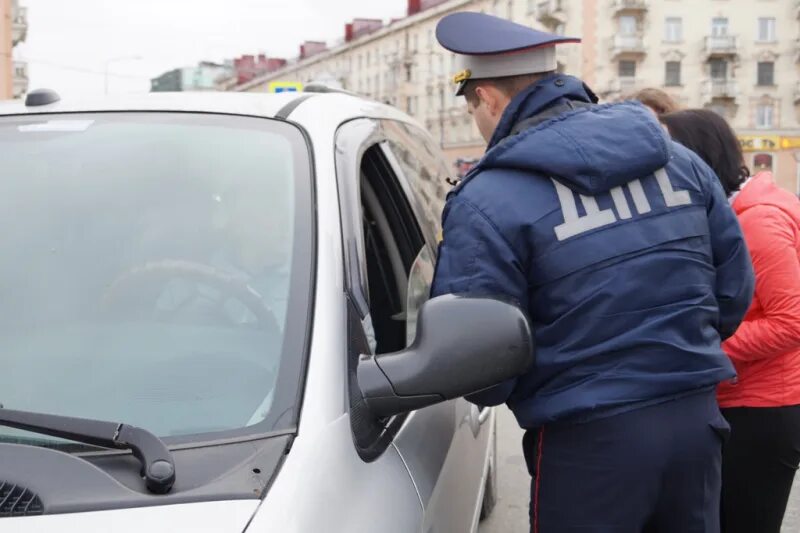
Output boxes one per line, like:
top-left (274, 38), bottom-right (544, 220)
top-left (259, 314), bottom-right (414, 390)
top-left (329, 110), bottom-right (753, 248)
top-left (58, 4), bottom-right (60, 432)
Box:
top-left (335, 117), bottom-right (490, 533)
top-left (381, 121), bottom-right (492, 533)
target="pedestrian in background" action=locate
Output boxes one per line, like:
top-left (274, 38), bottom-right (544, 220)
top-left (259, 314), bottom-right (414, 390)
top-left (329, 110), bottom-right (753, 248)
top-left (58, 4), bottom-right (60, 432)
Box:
top-left (631, 87), bottom-right (681, 116)
top-left (432, 12), bottom-right (754, 532)
top-left (662, 108), bottom-right (800, 533)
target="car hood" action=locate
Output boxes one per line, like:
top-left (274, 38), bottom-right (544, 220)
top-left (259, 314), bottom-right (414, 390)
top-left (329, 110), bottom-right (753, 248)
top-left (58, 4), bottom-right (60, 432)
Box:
top-left (0, 500), bottom-right (259, 533)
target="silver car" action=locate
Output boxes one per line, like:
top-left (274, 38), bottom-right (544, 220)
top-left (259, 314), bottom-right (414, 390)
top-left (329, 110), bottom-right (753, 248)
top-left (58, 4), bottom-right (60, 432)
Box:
top-left (0, 88), bottom-right (531, 533)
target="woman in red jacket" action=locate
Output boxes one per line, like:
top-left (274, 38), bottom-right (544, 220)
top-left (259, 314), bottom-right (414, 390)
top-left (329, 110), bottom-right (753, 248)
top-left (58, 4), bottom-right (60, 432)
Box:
top-left (662, 109), bottom-right (800, 533)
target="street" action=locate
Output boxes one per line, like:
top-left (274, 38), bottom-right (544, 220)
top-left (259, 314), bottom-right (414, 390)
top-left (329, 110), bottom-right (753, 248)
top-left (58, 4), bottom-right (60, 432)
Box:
top-left (480, 407), bottom-right (800, 533)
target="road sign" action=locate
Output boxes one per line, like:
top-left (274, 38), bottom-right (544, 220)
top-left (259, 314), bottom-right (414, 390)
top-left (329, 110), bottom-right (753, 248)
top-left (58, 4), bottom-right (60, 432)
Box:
top-left (267, 81), bottom-right (304, 94)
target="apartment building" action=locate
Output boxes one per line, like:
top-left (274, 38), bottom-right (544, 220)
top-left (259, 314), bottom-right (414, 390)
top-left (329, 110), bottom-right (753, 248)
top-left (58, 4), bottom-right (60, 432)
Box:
top-left (233, 0), bottom-right (583, 160)
top-left (0, 0), bottom-right (28, 100)
top-left (591, 0), bottom-right (800, 192)
top-left (232, 0), bottom-right (800, 192)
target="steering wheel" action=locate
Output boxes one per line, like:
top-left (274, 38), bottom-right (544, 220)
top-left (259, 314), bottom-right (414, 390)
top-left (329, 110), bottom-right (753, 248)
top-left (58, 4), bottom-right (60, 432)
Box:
top-left (103, 259), bottom-right (281, 334)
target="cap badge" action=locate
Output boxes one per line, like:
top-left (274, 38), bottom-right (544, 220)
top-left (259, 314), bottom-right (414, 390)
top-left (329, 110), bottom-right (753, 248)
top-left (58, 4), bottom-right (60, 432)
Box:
top-left (453, 69), bottom-right (472, 84)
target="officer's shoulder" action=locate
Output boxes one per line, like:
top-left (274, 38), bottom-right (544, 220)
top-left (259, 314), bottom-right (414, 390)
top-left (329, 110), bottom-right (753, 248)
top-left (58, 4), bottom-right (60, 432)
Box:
top-left (447, 166), bottom-right (547, 233)
top-left (451, 166), bottom-right (537, 205)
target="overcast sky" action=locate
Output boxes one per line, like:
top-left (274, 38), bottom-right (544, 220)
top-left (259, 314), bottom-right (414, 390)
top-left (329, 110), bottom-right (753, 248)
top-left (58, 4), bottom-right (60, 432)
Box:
top-left (14, 0), bottom-right (406, 97)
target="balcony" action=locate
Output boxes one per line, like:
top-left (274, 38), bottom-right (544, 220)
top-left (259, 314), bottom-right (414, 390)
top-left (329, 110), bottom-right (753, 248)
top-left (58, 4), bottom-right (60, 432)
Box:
top-left (12, 5), bottom-right (28, 46)
top-left (12, 61), bottom-right (29, 99)
top-left (609, 35), bottom-right (646, 58)
top-left (536, 0), bottom-right (567, 27)
top-left (704, 35), bottom-right (738, 57)
top-left (611, 0), bottom-right (648, 15)
top-left (702, 79), bottom-right (739, 104)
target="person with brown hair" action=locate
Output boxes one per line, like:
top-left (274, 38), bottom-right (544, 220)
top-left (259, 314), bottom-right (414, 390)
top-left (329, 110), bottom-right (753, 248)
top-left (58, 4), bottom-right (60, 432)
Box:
top-left (662, 108), bottom-right (800, 533)
top-left (632, 87), bottom-right (681, 115)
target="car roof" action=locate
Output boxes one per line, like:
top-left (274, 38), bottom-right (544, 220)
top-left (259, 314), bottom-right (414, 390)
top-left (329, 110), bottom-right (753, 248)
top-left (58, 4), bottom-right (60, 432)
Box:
top-left (0, 90), bottom-right (420, 131)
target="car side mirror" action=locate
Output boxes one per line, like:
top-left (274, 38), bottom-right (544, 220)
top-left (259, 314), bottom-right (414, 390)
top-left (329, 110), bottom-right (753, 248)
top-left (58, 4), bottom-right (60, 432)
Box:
top-left (357, 295), bottom-right (533, 418)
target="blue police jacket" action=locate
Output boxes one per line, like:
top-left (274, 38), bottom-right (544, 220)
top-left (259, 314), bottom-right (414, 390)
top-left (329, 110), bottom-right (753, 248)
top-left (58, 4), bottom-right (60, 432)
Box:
top-left (431, 73), bottom-right (755, 428)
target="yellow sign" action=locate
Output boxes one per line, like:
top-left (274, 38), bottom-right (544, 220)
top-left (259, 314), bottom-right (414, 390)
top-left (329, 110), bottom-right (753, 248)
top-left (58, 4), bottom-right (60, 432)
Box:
top-left (267, 81), bottom-right (304, 94)
top-left (781, 137), bottom-right (800, 149)
top-left (738, 135), bottom-right (781, 152)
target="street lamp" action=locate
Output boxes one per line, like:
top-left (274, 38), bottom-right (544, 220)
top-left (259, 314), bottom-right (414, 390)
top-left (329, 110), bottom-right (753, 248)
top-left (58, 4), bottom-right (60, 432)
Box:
top-left (104, 55), bottom-right (142, 95)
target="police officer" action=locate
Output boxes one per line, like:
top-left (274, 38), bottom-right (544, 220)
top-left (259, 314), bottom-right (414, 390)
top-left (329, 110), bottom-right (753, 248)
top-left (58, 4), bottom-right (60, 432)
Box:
top-left (431, 12), bottom-right (755, 532)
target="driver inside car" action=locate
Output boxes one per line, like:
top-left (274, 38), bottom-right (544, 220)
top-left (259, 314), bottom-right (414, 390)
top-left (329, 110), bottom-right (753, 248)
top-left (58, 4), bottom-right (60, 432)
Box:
top-left (153, 182), bottom-right (292, 330)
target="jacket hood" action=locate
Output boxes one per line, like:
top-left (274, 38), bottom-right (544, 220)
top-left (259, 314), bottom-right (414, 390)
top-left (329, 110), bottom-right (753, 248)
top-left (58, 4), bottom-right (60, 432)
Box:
top-left (475, 76), bottom-right (670, 196)
top-left (733, 172), bottom-right (800, 225)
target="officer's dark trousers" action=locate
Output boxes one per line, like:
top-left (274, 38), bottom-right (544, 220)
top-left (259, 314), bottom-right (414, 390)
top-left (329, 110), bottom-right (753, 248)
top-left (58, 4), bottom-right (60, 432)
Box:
top-left (523, 389), bottom-right (729, 533)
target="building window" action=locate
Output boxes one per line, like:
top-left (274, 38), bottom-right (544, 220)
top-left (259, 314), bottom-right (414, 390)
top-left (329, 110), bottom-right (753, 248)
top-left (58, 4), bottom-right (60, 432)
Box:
top-left (665, 61), bottom-right (681, 86)
top-left (665, 17), bottom-right (683, 42)
top-left (757, 62), bottom-right (775, 86)
top-left (712, 17), bottom-right (729, 37)
top-left (619, 15), bottom-right (637, 36)
top-left (528, 0), bottom-right (536, 14)
top-left (619, 60), bottom-right (637, 78)
top-left (710, 58), bottom-right (728, 80)
top-left (756, 104), bottom-right (774, 129)
top-left (412, 34), bottom-right (418, 52)
top-left (758, 17), bottom-right (776, 42)
top-left (427, 30), bottom-right (433, 49)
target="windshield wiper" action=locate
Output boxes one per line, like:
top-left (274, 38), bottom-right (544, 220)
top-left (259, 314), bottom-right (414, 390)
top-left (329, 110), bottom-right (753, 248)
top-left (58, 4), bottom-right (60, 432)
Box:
top-left (0, 408), bottom-right (176, 494)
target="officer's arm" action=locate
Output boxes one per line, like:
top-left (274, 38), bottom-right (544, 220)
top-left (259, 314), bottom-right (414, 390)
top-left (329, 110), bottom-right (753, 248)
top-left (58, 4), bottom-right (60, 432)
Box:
top-left (431, 196), bottom-right (529, 406)
top-left (700, 160), bottom-right (755, 340)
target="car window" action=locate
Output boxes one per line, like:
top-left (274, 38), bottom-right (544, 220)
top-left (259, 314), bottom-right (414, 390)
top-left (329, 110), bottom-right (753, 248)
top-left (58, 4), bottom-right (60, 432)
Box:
top-left (0, 112), bottom-right (313, 444)
top-left (405, 245), bottom-right (435, 346)
top-left (359, 145), bottom-right (428, 354)
top-left (383, 121), bottom-right (450, 247)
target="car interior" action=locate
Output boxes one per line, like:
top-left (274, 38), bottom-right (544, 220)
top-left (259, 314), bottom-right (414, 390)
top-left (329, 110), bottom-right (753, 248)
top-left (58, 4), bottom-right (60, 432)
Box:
top-left (359, 146), bottom-right (427, 355)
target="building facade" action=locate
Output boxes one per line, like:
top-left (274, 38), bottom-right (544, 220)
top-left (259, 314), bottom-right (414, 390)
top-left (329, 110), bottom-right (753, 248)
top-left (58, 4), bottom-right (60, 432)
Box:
top-left (589, 0), bottom-right (800, 193)
top-left (231, 0), bottom-right (800, 193)
top-left (1, 0), bottom-right (28, 100)
top-left (151, 62), bottom-right (232, 92)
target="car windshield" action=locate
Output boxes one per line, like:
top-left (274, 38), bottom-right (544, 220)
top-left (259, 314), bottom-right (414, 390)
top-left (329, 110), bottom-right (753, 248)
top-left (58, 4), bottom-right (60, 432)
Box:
top-left (0, 112), bottom-right (313, 445)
